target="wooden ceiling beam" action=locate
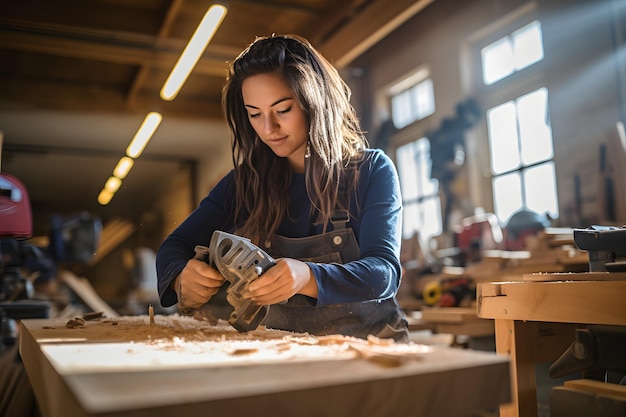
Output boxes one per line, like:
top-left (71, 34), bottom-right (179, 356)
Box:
top-left (0, 77), bottom-right (224, 119)
top-left (0, 19), bottom-right (240, 54)
top-left (0, 31), bottom-right (230, 77)
top-left (317, 0), bottom-right (435, 69)
top-left (126, 0), bottom-right (186, 107)
top-left (307, 0), bottom-right (369, 45)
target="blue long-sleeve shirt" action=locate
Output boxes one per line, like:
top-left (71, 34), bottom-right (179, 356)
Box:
top-left (156, 148), bottom-right (403, 308)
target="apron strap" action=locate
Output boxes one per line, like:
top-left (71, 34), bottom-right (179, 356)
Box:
top-left (331, 210), bottom-right (349, 230)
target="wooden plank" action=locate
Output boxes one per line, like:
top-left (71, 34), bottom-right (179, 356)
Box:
top-left (477, 280), bottom-right (626, 325)
top-left (551, 385), bottom-right (626, 417)
top-left (58, 271), bottom-right (119, 318)
top-left (317, 0), bottom-right (434, 68)
top-left (491, 320), bottom-right (573, 417)
top-left (523, 272), bottom-right (626, 282)
top-left (405, 311), bottom-right (435, 331)
top-left (421, 307), bottom-right (479, 323)
top-left (494, 319), bottom-right (537, 417)
top-left (565, 379), bottom-right (626, 399)
top-left (476, 282), bottom-right (504, 298)
top-left (87, 217), bottom-right (135, 268)
top-left (435, 320), bottom-right (494, 337)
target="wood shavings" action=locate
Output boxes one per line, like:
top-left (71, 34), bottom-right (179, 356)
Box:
top-left (231, 348), bottom-right (259, 355)
top-left (367, 334), bottom-right (395, 346)
top-left (65, 318), bottom-right (85, 328)
top-left (65, 311), bottom-right (107, 328)
top-left (348, 343), bottom-right (411, 367)
top-left (83, 312), bottom-right (104, 321)
top-left (43, 315), bottom-right (431, 369)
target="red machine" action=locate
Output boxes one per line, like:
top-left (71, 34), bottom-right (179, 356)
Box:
top-left (455, 212), bottom-right (503, 264)
top-left (0, 172), bottom-right (32, 239)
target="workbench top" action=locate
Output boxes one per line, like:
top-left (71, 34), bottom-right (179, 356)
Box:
top-left (20, 315), bottom-right (511, 417)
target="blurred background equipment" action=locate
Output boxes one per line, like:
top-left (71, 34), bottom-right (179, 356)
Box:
top-left (0, 170), bottom-right (103, 350)
top-left (503, 209), bottom-right (551, 251)
top-left (573, 225), bottom-right (626, 272)
top-left (0, 172), bottom-right (49, 351)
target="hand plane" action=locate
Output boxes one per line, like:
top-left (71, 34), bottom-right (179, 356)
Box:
top-left (193, 231), bottom-right (276, 332)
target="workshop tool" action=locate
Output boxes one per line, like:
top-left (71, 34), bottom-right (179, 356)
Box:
top-left (549, 325), bottom-right (626, 380)
top-left (194, 231), bottom-right (276, 332)
top-left (573, 225), bottom-right (626, 272)
top-left (0, 173), bottom-right (50, 351)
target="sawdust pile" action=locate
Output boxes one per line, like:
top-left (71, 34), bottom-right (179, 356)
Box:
top-left (51, 314), bottom-right (298, 343)
top-left (38, 314), bottom-right (431, 369)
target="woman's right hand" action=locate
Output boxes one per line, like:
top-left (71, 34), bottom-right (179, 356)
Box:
top-left (174, 259), bottom-right (225, 310)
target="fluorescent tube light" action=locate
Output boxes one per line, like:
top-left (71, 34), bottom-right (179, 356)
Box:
top-left (126, 112), bottom-right (162, 158)
top-left (104, 176), bottom-right (122, 193)
top-left (97, 189), bottom-right (114, 206)
top-left (113, 157), bottom-right (134, 179)
top-left (160, 3), bottom-right (228, 101)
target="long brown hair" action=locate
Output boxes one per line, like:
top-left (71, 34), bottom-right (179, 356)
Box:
top-left (222, 35), bottom-right (367, 243)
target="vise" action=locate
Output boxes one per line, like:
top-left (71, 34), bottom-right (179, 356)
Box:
top-left (573, 225), bottom-right (626, 272)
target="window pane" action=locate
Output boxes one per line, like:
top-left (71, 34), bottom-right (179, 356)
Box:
top-left (396, 142), bottom-right (420, 201)
top-left (415, 139), bottom-right (438, 195)
top-left (482, 20), bottom-right (544, 85)
top-left (493, 172), bottom-right (523, 224)
top-left (402, 202), bottom-right (421, 238)
top-left (487, 101), bottom-right (520, 174)
top-left (524, 162), bottom-right (559, 220)
top-left (413, 79), bottom-right (435, 120)
top-left (513, 21), bottom-right (544, 71)
top-left (396, 139), bottom-right (438, 200)
top-left (422, 197), bottom-right (443, 239)
top-left (396, 137), bottom-right (442, 240)
top-left (481, 38), bottom-right (514, 85)
top-left (391, 78), bottom-right (435, 129)
top-left (391, 91), bottom-right (413, 129)
top-left (518, 88), bottom-right (553, 165)
top-left (401, 198), bottom-right (442, 241)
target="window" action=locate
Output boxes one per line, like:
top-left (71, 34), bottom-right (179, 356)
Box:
top-left (391, 78), bottom-right (435, 129)
top-left (481, 20), bottom-right (544, 85)
top-left (395, 138), bottom-right (442, 241)
top-left (478, 15), bottom-right (558, 225)
top-left (487, 88), bottom-right (558, 223)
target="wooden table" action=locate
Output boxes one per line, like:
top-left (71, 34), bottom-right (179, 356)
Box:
top-left (19, 316), bottom-right (510, 417)
top-left (477, 273), bottom-right (626, 417)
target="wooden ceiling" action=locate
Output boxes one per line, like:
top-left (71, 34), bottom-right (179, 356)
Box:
top-left (0, 0), bottom-right (433, 234)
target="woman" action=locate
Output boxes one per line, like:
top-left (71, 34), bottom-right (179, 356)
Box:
top-left (156, 34), bottom-right (408, 342)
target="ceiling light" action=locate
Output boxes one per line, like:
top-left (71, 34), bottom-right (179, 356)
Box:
top-left (113, 157), bottom-right (134, 179)
top-left (160, 3), bottom-right (228, 101)
top-left (126, 112), bottom-right (162, 158)
top-left (97, 189), bottom-right (114, 206)
top-left (104, 176), bottom-right (122, 193)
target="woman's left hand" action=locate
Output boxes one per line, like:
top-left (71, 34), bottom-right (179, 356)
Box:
top-left (244, 258), bottom-right (318, 305)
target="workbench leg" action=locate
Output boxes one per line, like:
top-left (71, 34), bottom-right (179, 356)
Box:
top-left (494, 319), bottom-right (538, 417)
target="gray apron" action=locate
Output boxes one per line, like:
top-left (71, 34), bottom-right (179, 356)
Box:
top-left (259, 216), bottom-right (409, 342)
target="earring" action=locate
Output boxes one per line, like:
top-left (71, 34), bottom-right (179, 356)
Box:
top-left (305, 140), bottom-right (311, 158)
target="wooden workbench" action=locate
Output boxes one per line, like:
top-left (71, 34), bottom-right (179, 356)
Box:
top-left (19, 316), bottom-right (510, 417)
top-left (477, 273), bottom-right (626, 417)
